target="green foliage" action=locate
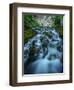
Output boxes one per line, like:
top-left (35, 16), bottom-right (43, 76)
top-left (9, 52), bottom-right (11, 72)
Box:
top-left (24, 14), bottom-right (39, 29)
top-left (54, 16), bottom-right (63, 27)
top-left (24, 14), bottom-right (40, 43)
top-left (52, 15), bottom-right (63, 38)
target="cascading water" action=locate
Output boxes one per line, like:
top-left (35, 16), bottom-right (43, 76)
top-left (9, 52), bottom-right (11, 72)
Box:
top-left (24, 27), bottom-right (63, 74)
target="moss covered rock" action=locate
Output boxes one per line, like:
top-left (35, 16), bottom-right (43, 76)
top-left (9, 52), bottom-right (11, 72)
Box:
top-left (24, 29), bottom-right (37, 44)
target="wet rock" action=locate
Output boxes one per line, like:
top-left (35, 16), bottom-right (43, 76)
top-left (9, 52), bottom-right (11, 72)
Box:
top-left (57, 45), bottom-right (63, 52)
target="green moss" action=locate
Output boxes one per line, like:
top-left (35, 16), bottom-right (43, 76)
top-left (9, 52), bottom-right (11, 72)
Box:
top-left (56, 26), bottom-right (63, 39)
top-left (24, 29), bottom-right (37, 44)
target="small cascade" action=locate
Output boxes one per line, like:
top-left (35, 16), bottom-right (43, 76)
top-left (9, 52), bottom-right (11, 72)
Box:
top-left (24, 27), bottom-right (63, 74)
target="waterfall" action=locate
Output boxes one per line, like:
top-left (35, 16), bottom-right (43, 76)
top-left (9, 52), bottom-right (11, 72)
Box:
top-left (24, 27), bottom-right (63, 74)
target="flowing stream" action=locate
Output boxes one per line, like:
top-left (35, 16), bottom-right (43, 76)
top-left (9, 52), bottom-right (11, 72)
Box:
top-left (24, 27), bottom-right (63, 74)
